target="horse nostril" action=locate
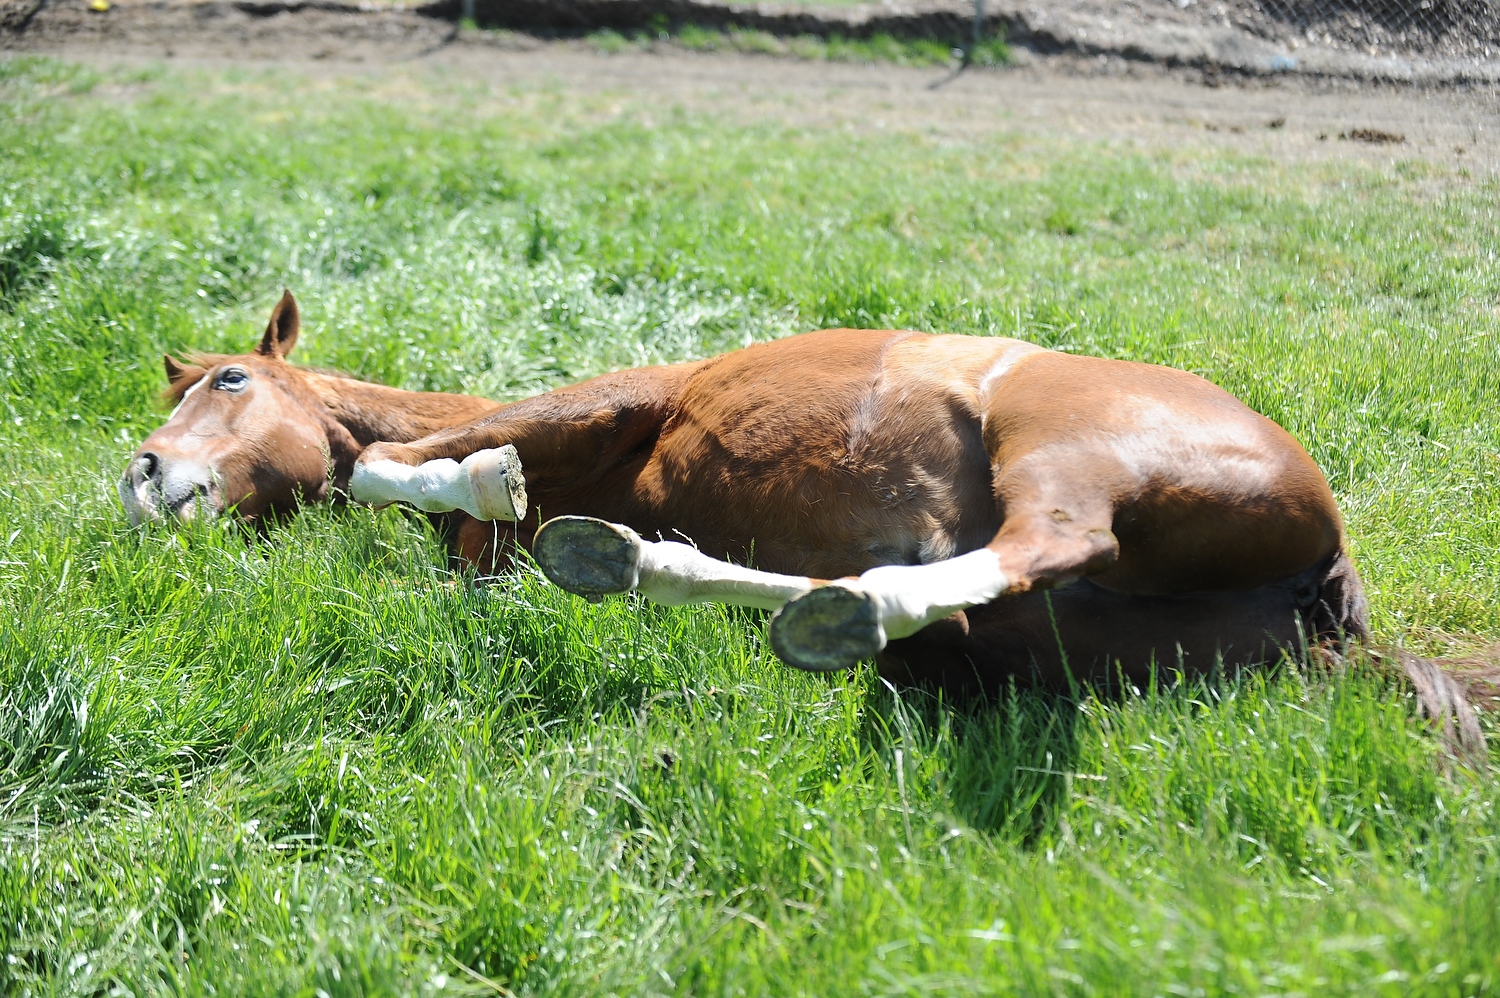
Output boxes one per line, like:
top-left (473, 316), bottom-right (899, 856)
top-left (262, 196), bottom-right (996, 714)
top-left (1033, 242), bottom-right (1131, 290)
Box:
top-left (138, 452), bottom-right (161, 483)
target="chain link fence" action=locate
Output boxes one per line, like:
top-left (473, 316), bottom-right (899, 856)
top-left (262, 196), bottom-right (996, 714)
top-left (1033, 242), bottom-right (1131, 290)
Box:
top-left (954, 0), bottom-right (1500, 82)
top-left (1186, 0), bottom-right (1497, 61)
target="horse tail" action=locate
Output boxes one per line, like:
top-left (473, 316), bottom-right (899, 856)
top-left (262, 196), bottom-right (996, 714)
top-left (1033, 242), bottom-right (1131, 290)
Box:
top-left (1308, 548), bottom-right (1488, 770)
top-left (1373, 647), bottom-right (1489, 771)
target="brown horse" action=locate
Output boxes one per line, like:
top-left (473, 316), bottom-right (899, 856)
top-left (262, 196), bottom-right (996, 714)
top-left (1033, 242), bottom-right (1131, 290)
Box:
top-left (120, 292), bottom-right (1481, 750)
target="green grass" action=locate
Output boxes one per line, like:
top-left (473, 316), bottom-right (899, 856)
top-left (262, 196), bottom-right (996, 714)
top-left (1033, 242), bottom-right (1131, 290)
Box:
top-left (586, 25), bottom-right (1008, 67)
top-left (1, 53), bottom-right (1499, 994)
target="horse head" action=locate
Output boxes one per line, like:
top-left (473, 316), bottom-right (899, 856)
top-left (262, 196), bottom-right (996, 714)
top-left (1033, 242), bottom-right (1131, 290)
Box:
top-left (119, 291), bottom-right (361, 525)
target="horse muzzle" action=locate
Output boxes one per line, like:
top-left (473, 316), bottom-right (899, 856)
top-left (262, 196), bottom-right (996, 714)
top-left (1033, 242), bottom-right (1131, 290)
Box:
top-left (118, 451), bottom-right (219, 526)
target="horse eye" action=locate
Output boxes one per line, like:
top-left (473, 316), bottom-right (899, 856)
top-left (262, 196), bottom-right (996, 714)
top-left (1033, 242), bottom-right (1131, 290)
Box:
top-left (215, 368), bottom-right (249, 392)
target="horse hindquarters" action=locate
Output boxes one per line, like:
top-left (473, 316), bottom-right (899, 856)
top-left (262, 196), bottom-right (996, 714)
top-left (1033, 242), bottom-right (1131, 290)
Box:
top-left (875, 549), bottom-right (1367, 696)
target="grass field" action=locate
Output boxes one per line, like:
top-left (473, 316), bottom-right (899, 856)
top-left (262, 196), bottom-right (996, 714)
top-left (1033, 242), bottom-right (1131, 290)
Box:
top-left (582, 26), bottom-right (1010, 67)
top-left (1, 54), bottom-right (1499, 995)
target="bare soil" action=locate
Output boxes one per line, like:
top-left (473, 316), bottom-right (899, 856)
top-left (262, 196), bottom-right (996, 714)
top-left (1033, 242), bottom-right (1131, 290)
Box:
top-left (9, 2), bottom-right (1497, 170)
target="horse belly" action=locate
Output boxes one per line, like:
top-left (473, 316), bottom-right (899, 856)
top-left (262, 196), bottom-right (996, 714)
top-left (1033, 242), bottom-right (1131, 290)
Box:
top-left (626, 338), bottom-right (1003, 578)
top-left (630, 429), bottom-right (998, 580)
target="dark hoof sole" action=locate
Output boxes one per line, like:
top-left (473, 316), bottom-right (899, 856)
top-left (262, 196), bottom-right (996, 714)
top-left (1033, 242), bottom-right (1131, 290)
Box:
top-left (534, 516), bottom-right (641, 598)
top-left (769, 585), bottom-right (884, 672)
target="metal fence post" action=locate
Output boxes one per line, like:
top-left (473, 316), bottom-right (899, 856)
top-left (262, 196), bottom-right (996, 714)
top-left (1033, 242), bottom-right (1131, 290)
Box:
top-left (966, 0), bottom-right (984, 66)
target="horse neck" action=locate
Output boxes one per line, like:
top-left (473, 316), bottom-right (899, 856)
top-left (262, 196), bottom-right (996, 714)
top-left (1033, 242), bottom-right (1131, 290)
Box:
top-left (300, 370), bottom-right (499, 448)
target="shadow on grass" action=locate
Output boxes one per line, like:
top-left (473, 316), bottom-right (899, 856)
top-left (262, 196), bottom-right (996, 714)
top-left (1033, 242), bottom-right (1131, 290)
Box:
top-left (857, 678), bottom-right (1084, 844)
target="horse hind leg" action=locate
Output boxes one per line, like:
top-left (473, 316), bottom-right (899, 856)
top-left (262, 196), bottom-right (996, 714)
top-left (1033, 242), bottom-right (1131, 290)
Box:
top-left (768, 548), bottom-right (1015, 671)
top-left (532, 515), bottom-right (1042, 673)
top-left (534, 516), bottom-right (815, 610)
top-left (769, 506), bottom-right (1121, 673)
top-left (865, 552), bottom-right (1364, 696)
top-left (531, 496), bottom-right (1120, 676)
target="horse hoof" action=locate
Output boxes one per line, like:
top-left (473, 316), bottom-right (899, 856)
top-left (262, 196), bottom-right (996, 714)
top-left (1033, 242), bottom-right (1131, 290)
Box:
top-left (769, 585), bottom-right (885, 672)
top-left (534, 516), bottom-right (642, 599)
top-left (465, 444), bottom-right (527, 522)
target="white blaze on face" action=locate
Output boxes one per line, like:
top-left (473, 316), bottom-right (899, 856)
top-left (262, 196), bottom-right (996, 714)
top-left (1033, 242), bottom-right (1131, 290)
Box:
top-left (119, 375), bottom-right (216, 526)
top-left (118, 470), bottom-right (154, 526)
top-left (167, 375), bottom-right (206, 420)
top-left (118, 457), bottom-right (218, 526)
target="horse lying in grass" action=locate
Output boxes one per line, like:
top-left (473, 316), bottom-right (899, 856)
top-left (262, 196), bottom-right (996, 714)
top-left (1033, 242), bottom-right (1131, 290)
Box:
top-left (120, 291), bottom-right (1482, 754)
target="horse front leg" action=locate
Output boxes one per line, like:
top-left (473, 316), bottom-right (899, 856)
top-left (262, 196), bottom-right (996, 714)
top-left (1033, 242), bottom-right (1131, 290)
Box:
top-left (349, 367), bottom-right (686, 524)
top-left (350, 445), bottom-right (527, 522)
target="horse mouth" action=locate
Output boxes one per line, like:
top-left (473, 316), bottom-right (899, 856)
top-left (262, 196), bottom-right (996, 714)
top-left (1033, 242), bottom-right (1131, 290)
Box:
top-left (118, 474), bottom-right (219, 526)
top-left (164, 486), bottom-right (216, 520)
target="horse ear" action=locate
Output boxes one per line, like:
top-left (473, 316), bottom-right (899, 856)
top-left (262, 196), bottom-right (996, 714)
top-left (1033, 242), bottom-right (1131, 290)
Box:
top-left (257, 289), bottom-right (300, 359)
top-left (161, 354), bottom-right (209, 404)
top-left (164, 353), bottom-right (190, 383)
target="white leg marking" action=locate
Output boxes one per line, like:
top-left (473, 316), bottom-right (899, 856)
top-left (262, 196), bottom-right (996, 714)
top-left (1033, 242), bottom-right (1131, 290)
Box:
top-left (613, 531), bottom-right (1004, 626)
top-left (839, 548), bottom-right (1010, 643)
top-left (350, 446), bottom-right (526, 521)
top-left (632, 536), bottom-right (813, 611)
